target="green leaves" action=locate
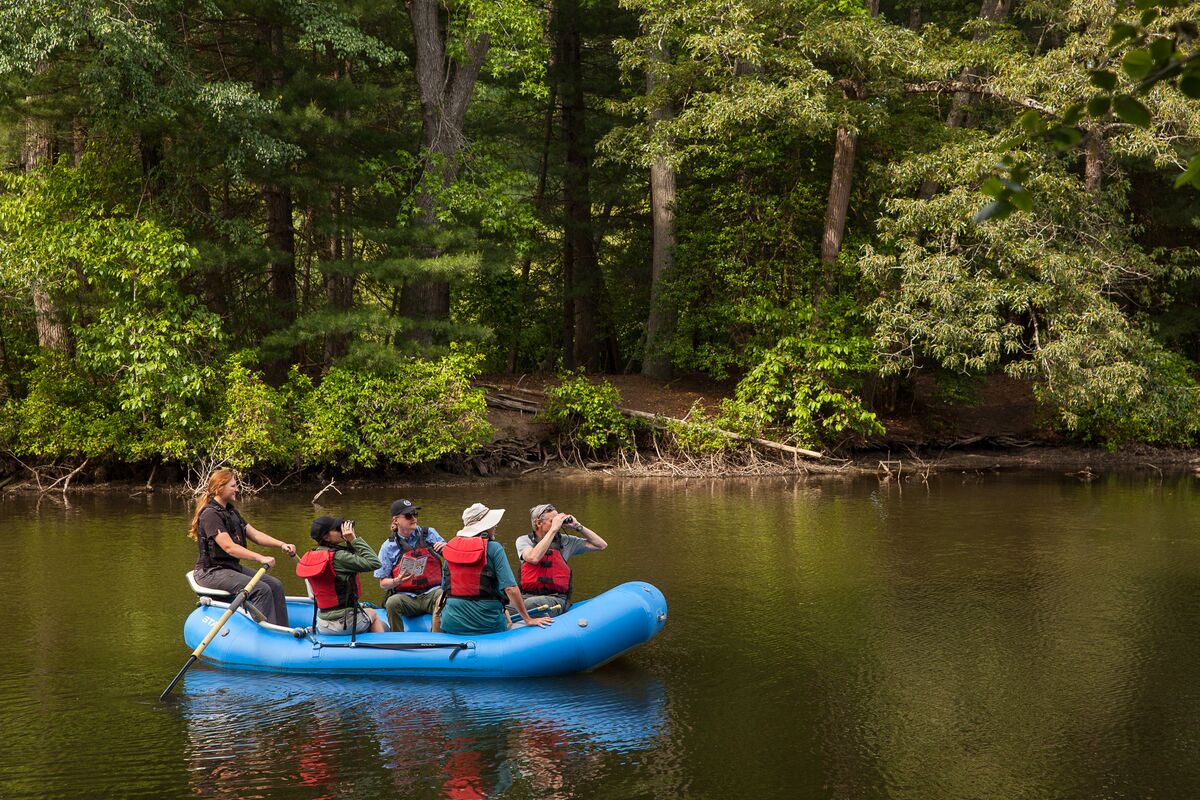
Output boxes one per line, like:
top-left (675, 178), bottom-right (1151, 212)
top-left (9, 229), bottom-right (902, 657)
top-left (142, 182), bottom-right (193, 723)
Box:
top-left (299, 355), bottom-right (492, 468)
top-left (542, 373), bottom-right (635, 453)
top-left (975, 160), bottom-right (1032, 223)
top-left (1175, 154), bottom-right (1200, 189)
top-left (1122, 48), bottom-right (1154, 81)
top-left (1089, 70), bottom-right (1118, 91)
top-left (732, 328), bottom-right (883, 444)
top-left (1112, 95), bottom-right (1152, 126)
top-left (1180, 73), bottom-right (1200, 99)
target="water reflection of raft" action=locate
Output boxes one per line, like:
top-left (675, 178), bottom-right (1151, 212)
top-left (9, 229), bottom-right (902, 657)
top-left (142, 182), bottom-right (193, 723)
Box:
top-left (181, 670), bottom-right (668, 752)
top-left (181, 581), bottom-right (667, 678)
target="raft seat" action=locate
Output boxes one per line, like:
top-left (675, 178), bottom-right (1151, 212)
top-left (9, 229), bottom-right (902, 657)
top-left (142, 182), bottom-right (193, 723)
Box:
top-left (186, 570), bottom-right (311, 637)
top-left (186, 570), bottom-right (234, 599)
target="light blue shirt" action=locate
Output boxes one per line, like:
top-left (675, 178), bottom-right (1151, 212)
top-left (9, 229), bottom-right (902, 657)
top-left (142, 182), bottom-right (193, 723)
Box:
top-left (374, 526), bottom-right (445, 595)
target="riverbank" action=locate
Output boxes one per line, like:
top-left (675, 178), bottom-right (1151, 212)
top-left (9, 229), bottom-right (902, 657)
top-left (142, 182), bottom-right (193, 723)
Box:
top-left (4, 372), bottom-right (1198, 495)
top-left (4, 440), bottom-right (1196, 496)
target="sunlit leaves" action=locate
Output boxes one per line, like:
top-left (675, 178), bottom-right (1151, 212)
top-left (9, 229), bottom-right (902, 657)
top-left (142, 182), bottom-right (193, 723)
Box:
top-left (982, 1), bottom-right (1200, 220)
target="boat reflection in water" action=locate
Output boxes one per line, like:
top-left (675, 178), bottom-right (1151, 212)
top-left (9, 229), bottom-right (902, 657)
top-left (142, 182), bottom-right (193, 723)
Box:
top-left (181, 668), bottom-right (668, 798)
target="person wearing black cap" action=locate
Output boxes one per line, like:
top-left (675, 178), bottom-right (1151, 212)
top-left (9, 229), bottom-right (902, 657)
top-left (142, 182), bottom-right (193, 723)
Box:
top-left (296, 516), bottom-right (385, 634)
top-left (373, 499), bottom-right (447, 631)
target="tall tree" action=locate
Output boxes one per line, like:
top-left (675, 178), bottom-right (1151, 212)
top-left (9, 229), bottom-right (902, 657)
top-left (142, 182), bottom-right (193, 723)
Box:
top-left (556, 0), bottom-right (604, 370)
top-left (643, 38), bottom-right (677, 380)
top-left (400, 0), bottom-right (491, 347)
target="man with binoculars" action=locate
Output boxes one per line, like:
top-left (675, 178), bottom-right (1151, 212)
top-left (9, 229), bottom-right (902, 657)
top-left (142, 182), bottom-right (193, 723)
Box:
top-left (514, 503), bottom-right (608, 618)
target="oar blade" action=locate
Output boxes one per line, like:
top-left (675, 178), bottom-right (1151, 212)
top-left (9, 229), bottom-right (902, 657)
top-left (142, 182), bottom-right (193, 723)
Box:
top-left (160, 654), bottom-right (198, 701)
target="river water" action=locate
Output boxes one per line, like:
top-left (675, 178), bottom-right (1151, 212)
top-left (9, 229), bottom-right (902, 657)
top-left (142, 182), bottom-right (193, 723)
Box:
top-left (3, 472), bottom-right (1200, 799)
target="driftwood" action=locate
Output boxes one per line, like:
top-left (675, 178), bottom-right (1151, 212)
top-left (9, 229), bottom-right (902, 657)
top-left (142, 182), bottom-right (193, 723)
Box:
top-left (312, 479), bottom-right (341, 505)
top-left (459, 437), bottom-right (549, 476)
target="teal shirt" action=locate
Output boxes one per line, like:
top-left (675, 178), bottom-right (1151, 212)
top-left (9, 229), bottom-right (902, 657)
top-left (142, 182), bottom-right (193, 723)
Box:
top-left (439, 539), bottom-right (516, 635)
top-left (316, 538), bottom-right (382, 622)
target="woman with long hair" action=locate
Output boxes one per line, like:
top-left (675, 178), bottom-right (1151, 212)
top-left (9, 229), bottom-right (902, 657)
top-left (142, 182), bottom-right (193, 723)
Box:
top-left (189, 469), bottom-right (296, 625)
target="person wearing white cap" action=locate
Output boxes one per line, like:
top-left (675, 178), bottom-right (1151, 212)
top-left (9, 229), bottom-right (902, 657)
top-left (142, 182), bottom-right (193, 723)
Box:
top-left (514, 503), bottom-right (607, 618)
top-left (438, 503), bottom-right (554, 635)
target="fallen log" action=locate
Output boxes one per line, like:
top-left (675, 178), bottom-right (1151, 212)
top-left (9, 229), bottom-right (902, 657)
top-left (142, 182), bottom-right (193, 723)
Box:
top-left (483, 388), bottom-right (823, 460)
top-left (617, 408), bottom-right (824, 460)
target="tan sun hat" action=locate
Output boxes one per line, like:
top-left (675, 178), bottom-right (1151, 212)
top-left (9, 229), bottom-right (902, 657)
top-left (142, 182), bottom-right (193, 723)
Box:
top-left (457, 502), bottom-right (505, 537)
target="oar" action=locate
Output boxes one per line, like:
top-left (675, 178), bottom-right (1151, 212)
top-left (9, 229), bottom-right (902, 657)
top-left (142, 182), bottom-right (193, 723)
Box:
top-left (160, 562), bottom-right (271, 701)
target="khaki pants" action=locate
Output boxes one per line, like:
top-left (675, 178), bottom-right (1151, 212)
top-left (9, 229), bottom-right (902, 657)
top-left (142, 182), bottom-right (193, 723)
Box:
top-left (316, 607), bottom-right (373, 635)
top-left (513, 593), bottom-right (570, 618)
top-left (384, 588), bottom-right (443, 631)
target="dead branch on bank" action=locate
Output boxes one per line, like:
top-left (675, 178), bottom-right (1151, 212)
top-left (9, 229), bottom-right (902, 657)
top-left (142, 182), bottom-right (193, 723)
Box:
top-left (4, 455), bottom-right (92, 495)
top-left (312, 479), bottom-right (341, 505)
top-left (45, 459), bottom-right (88, 495)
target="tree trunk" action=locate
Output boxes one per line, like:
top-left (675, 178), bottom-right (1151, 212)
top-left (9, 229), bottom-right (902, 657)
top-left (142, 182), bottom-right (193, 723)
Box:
top-left (819, 124), bottom-right (858, 271)
top-left (258, 22), bottom-right (297, 382)
top-left (908, 3), bottom-right (922, 30)
top-left (643, 41), bottom-right (677, 381)
top-left (1084, 126), bottom-right (1104, 193)
top-left (23, 98), bottom-right (72, 355)
top-left (323, 189), bottom-right (353, 365)
top-left (557, 0), bottom-right (601, 371)
top-left (72, 119), bottom-right (86, 166)
top-left (562, 237), bottom-right (576, 371)
top-left (507, 82), bottom-right (557, 373)
top-left (139, 133), bottom-right (163, 199)
top-left (401, 0), bottom-right (490, 348)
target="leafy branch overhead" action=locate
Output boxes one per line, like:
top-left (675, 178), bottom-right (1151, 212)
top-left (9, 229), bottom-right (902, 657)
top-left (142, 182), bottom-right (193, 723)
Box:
top-left (979, 0), bottom-right (1200, 221)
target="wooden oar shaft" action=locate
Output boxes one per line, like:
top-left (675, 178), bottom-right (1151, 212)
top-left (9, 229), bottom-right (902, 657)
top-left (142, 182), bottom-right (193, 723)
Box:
top-left (160, 563), bottom-right (270, 700)
top-left (188, 566), bottom-right (268, 655)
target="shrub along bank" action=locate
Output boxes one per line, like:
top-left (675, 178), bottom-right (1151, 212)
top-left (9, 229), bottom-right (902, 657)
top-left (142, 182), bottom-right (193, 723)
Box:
top-left (0, 350), bottom-right (493, 484)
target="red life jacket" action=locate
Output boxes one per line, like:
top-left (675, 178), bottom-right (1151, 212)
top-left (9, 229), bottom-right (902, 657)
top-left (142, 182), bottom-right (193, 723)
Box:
top-left (391, 528), bottom-right (443, 593)
top-left (296, 547), bottom-right (362, 611)
top-left (442, 537), bottom-right (502, 601)
top-left (519, 535), bottom-right (572, 596)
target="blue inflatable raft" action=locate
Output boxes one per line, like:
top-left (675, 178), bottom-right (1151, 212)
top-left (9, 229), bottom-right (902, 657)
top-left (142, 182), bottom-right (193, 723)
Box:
top-left (181, 580), bottom-right (667, 678)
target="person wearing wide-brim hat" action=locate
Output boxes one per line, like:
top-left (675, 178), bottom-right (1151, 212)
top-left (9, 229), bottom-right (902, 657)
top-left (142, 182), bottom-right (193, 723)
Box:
top-left (437, 502), bottom-right (553, 635)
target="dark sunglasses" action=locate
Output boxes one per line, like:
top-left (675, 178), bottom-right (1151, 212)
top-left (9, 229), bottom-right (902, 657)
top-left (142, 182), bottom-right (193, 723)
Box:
top-left (403, 512), bottom-right (419, 520)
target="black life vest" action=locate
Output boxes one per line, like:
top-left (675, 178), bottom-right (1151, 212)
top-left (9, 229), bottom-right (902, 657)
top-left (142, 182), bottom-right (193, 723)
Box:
top-left (519, 534), bottom-right (573, 597)
top-left (391, 527), bottom-right (443, 593)
top-left (442, 537), bottom-right (503, 602)
top-left (195, 500), bottom-right (249, 571)
top-left (296, 546), bottom-right (362, 611)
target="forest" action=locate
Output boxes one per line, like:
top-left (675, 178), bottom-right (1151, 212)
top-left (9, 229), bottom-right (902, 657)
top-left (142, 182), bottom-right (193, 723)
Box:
top-left (0, 0), bottom-right (1198, 479)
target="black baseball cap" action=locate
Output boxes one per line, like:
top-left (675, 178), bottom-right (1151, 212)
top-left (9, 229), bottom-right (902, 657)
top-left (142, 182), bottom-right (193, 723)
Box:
top-left (310, 515), bottom-right (343, 542)
top-left (390, 499), bottom-right (420, 517)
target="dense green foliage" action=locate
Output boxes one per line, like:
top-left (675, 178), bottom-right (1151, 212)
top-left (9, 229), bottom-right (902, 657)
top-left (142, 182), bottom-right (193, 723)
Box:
top-left (543, 374), bottom-right (636, 453)
top-left (0, 0), bottom-right (1198, 474)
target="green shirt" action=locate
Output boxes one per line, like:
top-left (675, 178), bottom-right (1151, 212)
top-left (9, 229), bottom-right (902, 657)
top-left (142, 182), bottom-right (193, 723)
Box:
top-left (316, 538), bottom-right (382, 622)
top-left (439, 539), bottom-right (517, 635)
